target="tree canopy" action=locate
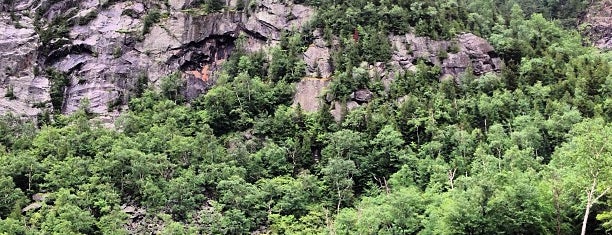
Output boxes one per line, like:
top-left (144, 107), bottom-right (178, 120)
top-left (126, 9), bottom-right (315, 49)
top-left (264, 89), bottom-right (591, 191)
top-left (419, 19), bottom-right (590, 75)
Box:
top-left (0, 0), bottom-right (610, 234)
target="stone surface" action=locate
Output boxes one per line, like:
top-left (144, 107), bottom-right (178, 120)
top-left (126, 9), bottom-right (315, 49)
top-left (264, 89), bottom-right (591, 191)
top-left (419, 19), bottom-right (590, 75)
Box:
top-left (298, 32), bottom-right (503, 117)
top-left (1, 0), bottom-right (503, 125)
top-left (0, 0), bottom-right (314, 122)
top-left (32, 193), bottom-right (49, 202)
top-left (22, 202), bottom-right (42, 212)
top-left (304, 44), bottom-right (332, 78)
top-left (304, 29), bottom-right (333, 78)
top-left (330, 101), bottom-right (360, 122)
top-left (0, 13), bottom-right (48, 118)
top-left (293, 77), bottom-right (330, 112)
top-left (581, 0), bottom-right (612, 50)
top-left (390, 32), bottom-right (501, 79)
top-left (351, 89), bottom-right (373, 103)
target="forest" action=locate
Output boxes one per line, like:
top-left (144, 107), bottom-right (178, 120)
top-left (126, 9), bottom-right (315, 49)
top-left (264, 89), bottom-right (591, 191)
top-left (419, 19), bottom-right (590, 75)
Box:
top-left (0, 0), bottom-right (611, 234)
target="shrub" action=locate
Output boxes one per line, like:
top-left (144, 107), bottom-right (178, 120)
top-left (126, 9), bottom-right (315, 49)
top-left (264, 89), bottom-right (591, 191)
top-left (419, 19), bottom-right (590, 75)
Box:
top-left (142, 10), bottom-right (161, 35)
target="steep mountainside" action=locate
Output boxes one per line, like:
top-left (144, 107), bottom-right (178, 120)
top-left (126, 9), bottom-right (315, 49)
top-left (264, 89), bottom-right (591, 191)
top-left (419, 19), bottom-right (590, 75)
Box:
top-left (0, 0), bottom-right (313, 122)
top-left (0, 0), bottom-right (611, 234)
top-left (1, 0), bottom-right (610, 123)
top-left (0, 0), bottom-right (509, 123)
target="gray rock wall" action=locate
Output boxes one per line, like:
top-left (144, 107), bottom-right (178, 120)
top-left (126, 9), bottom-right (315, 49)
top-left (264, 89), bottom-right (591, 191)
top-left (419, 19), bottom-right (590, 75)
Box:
top-left (1, 0), bottom-right (504, 123)
top-left (0, 11), bottom-right (47, 117)
top-left (0, 0), bottom-right (313, 123)
top-left (389, 33), bottom-right (501, 80)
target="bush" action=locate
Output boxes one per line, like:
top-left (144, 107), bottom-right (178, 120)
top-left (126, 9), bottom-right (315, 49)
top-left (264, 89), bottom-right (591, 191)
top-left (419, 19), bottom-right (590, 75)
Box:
top-left (4, 85), bottom-right (16, 100)
top-left (76, 10), bottom-right (98, 26)
top-left (142, 10), bottom-right (161, 35)
top-left (45, 69), bottom-right (69, 113)
top-left (160, 72), bottom-right (184, 102)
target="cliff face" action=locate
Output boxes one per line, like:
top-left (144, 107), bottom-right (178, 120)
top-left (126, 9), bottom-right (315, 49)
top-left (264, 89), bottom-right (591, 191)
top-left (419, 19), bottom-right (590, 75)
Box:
top-left (0, 13), bottom-right (45, 117)
top-left (0, 0), bottom-right (313, 122)
top-left (1, 0), bottom-right (505, 122)
top-left (581, 0), bottom-right (612, 50)
top-left (296, 32), bottom-right (503, 114)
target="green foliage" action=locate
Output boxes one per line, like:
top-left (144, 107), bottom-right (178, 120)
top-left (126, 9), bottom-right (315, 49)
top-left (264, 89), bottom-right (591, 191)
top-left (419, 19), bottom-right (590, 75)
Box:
top-left (322, 157), bottom-right (357, 212)
top-left (76, 10), bottom-right (98, 26)
top-left (36, 14), bottom-right (71, 55)
top-left (160, 72), bottom-right (184, 102)
top-left (268, 31), bottom-right (307, 83)
top-left (310, 0), bottom-right (468, 39)
top-left (550, 118), bottom-right (612, 234)
top-left (0, 176), bottom-right (26, 218)
top-left (45, 68), bottom-right (69, 113)
top-left (142, 9), bottom-right (161, 35)
top-left (193, 0), bottom-right (226, 13)
top-left (193, 70), bottom-right (294, 135)
top-left (0, 1), bottom-right (610, 234)
top-left (336, 186), bottom-right (425, 234)
top-left (4, 85), bottom-right (16, 100)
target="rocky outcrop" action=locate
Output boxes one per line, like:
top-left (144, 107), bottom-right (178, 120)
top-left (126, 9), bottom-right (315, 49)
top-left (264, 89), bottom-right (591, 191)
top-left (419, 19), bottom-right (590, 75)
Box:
top-left (0, 0), bottom-right (313, 122)
top-left (581, 0), bottom-right (611, 50)
top-left (298, 31), bottom-right (502, 119)
top-left (350, 89), bottom-right (373, 103)
top-left (304, 29), bottom-right (333, 78)
top-left (301, 31), bottom-right (502, 82)
top-left (390, 33), bottom-right (502, 79)
top-left (21, 192), bottom-right (49, 212)
top-left (0, 13), bottom-right (48, 118)
top-left (1, 0), bottom-right (501, 124)
top-left (293, 77), bottom-right (330, 112)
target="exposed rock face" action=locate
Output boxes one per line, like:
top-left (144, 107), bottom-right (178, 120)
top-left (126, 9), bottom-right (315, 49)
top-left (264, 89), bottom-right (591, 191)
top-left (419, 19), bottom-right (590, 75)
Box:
top-left (330, 100), bottom-right (359, 122)
top-left (390, 33), bottom-right (502, 79)
top-left (293, 77), bottom-right (330, 112)
top-left (1, 0), bottom-right (501, 123)
top-left (298, 31), bottom-right (502, 118)
top-left (0, 13), bottom-right (48, 117)
top-left (581, 0), bottom-right (611, 50)
top-left (304, 29), bottom-right (333, 78)
top-left (0, 0), bottom-right (313, 122)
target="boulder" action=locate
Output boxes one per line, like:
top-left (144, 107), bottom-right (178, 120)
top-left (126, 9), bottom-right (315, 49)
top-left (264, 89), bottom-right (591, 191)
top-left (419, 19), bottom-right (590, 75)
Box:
top-left (22, 202), bottom-right (42, 212)
top-left (32, 193), bottom-right (49, 202)
top-left (330, 101), bottom-right (360, 122)
top-left (351, 89), bottom-right (373, 103)
top-left (122, 205), bottom-right (136, 214)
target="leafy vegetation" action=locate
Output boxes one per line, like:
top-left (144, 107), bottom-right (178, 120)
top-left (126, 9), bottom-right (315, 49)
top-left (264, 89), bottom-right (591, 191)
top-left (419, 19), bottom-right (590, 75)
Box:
top-left (0, 0), bottom-right (610, 234)
top-left (46, 68), bottom-right (69, 113)
top-left (142, 9), bottom-right (161, 35)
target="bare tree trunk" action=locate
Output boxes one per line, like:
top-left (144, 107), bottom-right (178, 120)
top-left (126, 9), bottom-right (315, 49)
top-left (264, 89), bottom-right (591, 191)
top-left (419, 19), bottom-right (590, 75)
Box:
top-left (383, 177), bottom-right (390, 195)
top-left (582, 179), bottom-right (596, 235)
top-left (581, 195), bottom-right (591, 235)
top-left (582, 179), bottom-right (610, 235)
top-left (448, 168), bottom-right (456, 189)
top-left (336, 185), bottom-right (342, 214)
top-left (28, 164), bottom-right (32, 191)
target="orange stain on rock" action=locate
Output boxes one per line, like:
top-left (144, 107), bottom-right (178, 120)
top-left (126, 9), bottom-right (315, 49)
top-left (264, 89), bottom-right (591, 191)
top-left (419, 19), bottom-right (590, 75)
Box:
top-left (186, 65), bottom-right (210, 81)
